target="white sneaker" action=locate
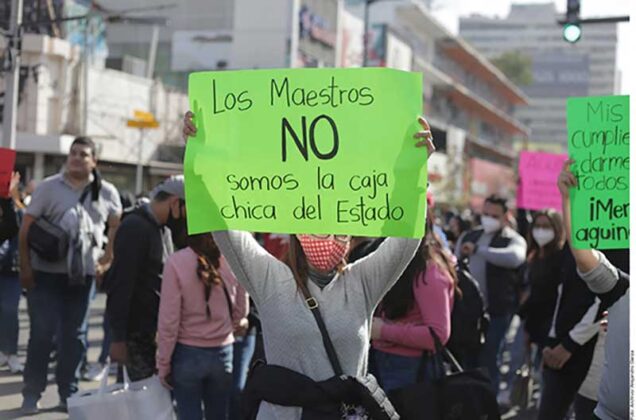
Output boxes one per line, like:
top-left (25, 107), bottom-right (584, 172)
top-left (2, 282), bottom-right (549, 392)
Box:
top-left (7, 355), bottom-right (23, 373)
top-left (497, 389), bottom-right (512, 407)
top-left (84, 363), bottom-right (107, 382)
top-left (0, 351), bottom-right (8, 366)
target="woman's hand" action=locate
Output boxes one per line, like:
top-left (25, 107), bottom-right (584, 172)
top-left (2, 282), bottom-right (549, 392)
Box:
top-left (182, 111), bottom-right (197, 142)
top-left (159, 372), bottom-right (174, 390)
top-left (234, 317), bottom-right (249, 337)
top-left (557, 159), bottom-right (577, 200)
top-left (9, 172), bottom-right (20, 197)
top-left (414, 116), bottom-right (435, 160)
top-left (371, 317), bottom-right (384, 340)
top-left (543, 345), bottom-right (571, 370)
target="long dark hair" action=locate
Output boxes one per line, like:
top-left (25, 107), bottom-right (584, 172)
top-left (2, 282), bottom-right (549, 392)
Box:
top-left (284, 235), bottom-right (346, 290)
top-left (380, 224), bottom-right (459, 320)
top-left (526, 209), bottom-right (564, 262)
top-left (187, 234), bottom-right (222, 318)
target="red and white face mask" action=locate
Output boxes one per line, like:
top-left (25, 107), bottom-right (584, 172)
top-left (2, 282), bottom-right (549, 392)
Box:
top-left (297, 235), bottom-right (350, 272)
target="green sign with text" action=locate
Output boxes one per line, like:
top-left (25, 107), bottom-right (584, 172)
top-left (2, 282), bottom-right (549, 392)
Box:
top-left (567, 95), bottom-right (630, 249)
top-left (184, 68), bottom-right (427, 238)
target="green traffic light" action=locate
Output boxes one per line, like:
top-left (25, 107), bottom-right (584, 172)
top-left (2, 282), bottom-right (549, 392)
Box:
top-left (563, 23), bottom-right (582, 43)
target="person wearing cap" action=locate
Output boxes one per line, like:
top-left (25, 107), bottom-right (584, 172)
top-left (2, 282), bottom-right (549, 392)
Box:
top-left (105, 175), bottom-right (186, 381)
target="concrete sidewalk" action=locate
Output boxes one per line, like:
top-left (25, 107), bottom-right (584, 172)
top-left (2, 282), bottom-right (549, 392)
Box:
top-left (0, 293), bottom-right (110, 420)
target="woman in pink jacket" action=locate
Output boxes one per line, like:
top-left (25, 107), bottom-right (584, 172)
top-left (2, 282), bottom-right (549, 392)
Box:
top-left (157, 233), bottom-right (248, 420)
top-left (371, 222), bottom-right (458, 391)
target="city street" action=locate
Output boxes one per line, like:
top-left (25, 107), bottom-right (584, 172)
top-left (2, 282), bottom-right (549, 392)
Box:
top-left (0, 294), bottom-right (108, 420)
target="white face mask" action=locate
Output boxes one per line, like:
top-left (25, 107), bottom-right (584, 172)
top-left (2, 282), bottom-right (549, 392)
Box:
top-left (532, 228), bottom-right (555, 247)
top-left (481, 216), bottom-right (502, 234)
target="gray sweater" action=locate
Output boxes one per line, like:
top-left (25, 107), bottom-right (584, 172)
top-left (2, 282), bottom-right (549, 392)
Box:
top-left (213, 231), bottom-right (420, 420)
top-left (578, 251), bottom-right (629, 420)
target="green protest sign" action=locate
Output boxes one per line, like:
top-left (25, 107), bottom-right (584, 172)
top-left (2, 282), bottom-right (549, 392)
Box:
top-left (184, 68), bottom-right (426, 238)
top-left (567, 95), bottom-right (630, 249)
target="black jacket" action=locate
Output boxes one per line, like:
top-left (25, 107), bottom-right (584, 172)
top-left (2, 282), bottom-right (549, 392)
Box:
top-left (547, 246), bottom-right (599, 362)
top-left (105, 206), bottom-right (171, 341)
top-left (520, 249), bottom-right (562, 346)
top-left (461, 228), bottom-right (524, 316)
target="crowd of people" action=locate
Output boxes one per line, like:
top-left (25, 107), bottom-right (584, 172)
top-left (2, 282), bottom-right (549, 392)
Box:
top-left (0, 112), bottom-right (629, 420)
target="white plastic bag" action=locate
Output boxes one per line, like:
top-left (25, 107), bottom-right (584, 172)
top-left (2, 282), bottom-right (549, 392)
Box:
top-left (68, 364), bottom-right (174, 420)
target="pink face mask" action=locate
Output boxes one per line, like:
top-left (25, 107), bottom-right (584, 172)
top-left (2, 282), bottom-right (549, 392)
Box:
top-left (297, 235), bottom-right (350, 272)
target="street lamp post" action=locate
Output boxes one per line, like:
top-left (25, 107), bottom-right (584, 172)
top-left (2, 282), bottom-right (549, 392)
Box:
top-left (362, 0), bottom-right (378, 67)
top-left (1, 0), bottom-right (24, 149)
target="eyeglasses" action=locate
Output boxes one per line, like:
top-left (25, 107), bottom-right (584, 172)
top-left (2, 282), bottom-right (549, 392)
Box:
top-left (303, 234), bottom-right (352, 244)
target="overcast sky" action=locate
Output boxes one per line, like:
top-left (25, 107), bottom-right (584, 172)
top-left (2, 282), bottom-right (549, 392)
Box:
top-left (430, 0), bottom-right (631, 94)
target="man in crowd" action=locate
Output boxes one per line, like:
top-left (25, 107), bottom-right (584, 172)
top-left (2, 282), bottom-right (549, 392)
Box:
top-left (457, 194), bottom-right (527, 393)
top-left (18, 137), bottom-right (122, 414)
top-left (106, 175), bottom-right (186, 381)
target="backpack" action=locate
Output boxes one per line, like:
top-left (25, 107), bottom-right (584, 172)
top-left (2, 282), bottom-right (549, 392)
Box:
top-left (59, 188), bottom-right (97, 286)
top-left (447, 261), bottom-right (489, 354)
top-left (99, 205), bottom-right (151, 293)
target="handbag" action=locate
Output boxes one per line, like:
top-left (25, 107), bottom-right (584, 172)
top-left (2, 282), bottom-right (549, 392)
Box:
top-left (27, 186), bottom-right (92, 263)
top-left (68, 363), bottom-right (174, 420)
top-left (388, 328), bottom-right (500, 420)
top-left (297, 281), bottom-right (399, 420)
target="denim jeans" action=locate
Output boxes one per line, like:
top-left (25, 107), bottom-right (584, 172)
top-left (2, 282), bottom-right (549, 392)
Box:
top-left (502, 315), bottom-right (528, 392)
top-left (79, 280), bottom-right (96, 373)
top-left (172, 343), bottom-right (233, 420)
top-left (0, 274), bottom-right (21, 355)
top-left (374, 350), bottom-right (443, 392)
top-left (229, 332), bottom-right (256, 420)
top-left (480, 312), bottom-right (513, 393)
top-left (22, 272), bottom-right (93, 402)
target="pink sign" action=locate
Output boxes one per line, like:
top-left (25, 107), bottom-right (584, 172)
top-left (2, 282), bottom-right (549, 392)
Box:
top-left (517, 151), bottom-right (568, 211)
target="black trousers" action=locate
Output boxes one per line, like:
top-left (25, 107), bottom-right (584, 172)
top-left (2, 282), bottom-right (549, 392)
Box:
top-left (538, 339), bottom-right (596, 420)
top-left (116, 331), bottom-right (157, 383)
top-left (574, 394), bottom-right (598, 420)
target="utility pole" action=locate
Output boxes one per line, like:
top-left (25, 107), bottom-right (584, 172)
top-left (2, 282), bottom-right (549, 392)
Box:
top-left (362, 0), bottom-right (372, 67)
top-left (1, 0), bottom-right (24, 149)
top-left (136, 128), bottom-right (144, 194)
top-left (146, 24), bottom-right (159, 79)
top-left (127, 110), bottom-right (159, 195)
top-left (82, 14), bottom-right (92, 135)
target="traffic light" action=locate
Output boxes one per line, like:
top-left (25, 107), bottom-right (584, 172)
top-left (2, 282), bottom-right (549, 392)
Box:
top-left (563, 0), bottom-right (581, 43)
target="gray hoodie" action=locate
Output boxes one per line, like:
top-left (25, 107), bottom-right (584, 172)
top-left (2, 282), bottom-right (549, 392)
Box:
top-left (578, 251), bottom-right (629, 420)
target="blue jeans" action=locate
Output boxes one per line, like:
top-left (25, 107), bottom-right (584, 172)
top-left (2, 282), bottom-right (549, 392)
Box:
top-left (480, 312), bottom-right (513, 393)
top-left (374, 350), bottom-right (443, 392)
top-left (502, 316), bottom-right (528, 391)
top-left (0, 274), bottom-right (21, 355)
top-left (22, 272), bottom-right (93, 402)
top-left (229, 332), bottom-right (256, 420)
top-left (172, 343), bottom-right (233, 420)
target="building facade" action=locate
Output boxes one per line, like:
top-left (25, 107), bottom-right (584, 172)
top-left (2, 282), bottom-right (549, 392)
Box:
top-left (459, 3), bottom-right (618, 151)
top-left (0, 33), bottom-right (188, 193)
top-left (341, 1), bottom-right (529, 208)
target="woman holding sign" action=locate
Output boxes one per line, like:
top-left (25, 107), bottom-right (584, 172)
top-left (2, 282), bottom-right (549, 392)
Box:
top-left (183, 111), bottom-right (434, 419)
